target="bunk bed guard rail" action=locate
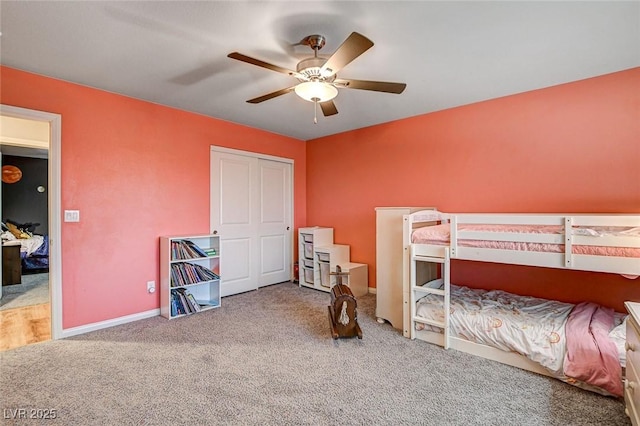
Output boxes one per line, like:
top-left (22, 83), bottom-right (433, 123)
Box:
top-left (407, 212), bottom-right (640, 276)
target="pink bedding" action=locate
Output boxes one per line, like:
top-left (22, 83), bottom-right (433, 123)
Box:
top-left (415, 284), bottom-right (626, 396)
top-left (564, 302), bottom-right (623, 397)
top-left (411, 223), bottom-right (640, 258)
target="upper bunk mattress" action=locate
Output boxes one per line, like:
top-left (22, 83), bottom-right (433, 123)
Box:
top-left (411, 223), bottom-right (640, 258)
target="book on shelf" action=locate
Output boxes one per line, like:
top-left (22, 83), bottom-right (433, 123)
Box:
top-left (171, 240), bottom-right (210, 260)
top-left (183, 240), bottom-right (208, 258)
top-left (171, 288), bottom-right (203, 316)
top-left (180, 289), bottom-right (197, 313)
top-left (170, 291), bottom-right (187, 316)
top-left (170, 262), bottom-right (220, 287)
top-left (186, 292), bottom-right (202, 312)
top-left (171, 294), bottom-right (178, 317)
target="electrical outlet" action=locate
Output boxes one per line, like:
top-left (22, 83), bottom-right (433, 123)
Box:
top-left (147, 281), bottom-right (156, 294)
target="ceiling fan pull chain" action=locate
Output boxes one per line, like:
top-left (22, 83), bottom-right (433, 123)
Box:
top-left (313, 98), bottom-right (318, 124)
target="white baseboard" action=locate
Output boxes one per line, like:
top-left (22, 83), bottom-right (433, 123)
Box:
top-left (60, 308), bottom-right (160, 339)
top-left (368, 287), bottom-right (376, 294)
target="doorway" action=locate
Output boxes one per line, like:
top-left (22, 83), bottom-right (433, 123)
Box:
top-left (0, 105), bottom-right (62, 350)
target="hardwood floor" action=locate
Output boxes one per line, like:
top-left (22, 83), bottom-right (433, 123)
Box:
top-left (0, 303), bottom-right (51, 351)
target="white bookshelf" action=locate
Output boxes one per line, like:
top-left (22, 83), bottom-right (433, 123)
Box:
top-left (160, 234), bottom-right (221, 319)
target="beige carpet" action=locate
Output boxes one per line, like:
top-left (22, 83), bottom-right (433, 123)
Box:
top-left (0, 273), bottom-right (49, 310)
top-left (0, 282), bottom-right (630, 425)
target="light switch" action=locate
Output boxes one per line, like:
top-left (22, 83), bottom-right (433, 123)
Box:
top-left (64, 210), bottom-right (80, 222)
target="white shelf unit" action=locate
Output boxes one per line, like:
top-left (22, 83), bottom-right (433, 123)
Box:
top-left (160, 234), bottom-right (221, 319)
top-left (333, 262), bottom-right (368, 297)
top-left (298, 227), bottom-right (334, 290)
top-left (314, 244), bottom-right (350, 292)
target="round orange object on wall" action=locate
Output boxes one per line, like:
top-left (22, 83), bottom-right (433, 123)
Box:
top-left (2, 165), bottom-right (22, 184)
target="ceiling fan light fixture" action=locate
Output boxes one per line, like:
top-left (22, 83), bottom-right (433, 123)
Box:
top-left (294, 81), bottom-right (338, 103)
top-left (229, 32), bottom-right (404, 121)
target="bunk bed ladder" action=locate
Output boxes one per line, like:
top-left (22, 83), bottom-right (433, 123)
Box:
top-left (409, 246), bottom-right (419, 340)
top-left (410, 247), bottom-right (452, 349)
top-left (442, 248), bottom-right (451, 349)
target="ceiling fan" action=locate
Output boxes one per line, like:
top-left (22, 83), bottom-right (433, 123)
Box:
top-left (228, 32), bottom-right (407, 123)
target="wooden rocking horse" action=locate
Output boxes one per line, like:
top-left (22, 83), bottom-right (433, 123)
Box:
top-left (328, 265), bottom-right (363, 339)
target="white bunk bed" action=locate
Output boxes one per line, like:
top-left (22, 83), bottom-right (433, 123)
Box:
top-left (402, 210), bottom-right (640, 396)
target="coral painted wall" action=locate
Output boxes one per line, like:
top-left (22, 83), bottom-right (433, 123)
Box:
top-left (1, 64), bottom-right (637, 328)
top-left (306, 68), bottom-right (640, 312)
top-left (0, 66), bottom-right (306, 328)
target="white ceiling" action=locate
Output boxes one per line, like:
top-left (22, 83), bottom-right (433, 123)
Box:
top-left (1, 1), bottom-right (638, 141)
top-left (0, 116), bottom-right (49, 159)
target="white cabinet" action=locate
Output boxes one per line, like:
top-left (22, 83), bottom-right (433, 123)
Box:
top-left (298, 227), bottom-right (333, 290)
top-left (314, 244), bottom-right (350, 291)
top-left (334, 262), bottom-right (368, 297)
top-left (298, 227), bottom-right (366, 295)
top-left (298, 227), bottom-right (365, 294)
top-left (160, 234), bottom-right (221, 319)
top-left (375, 207), bottom-right (434, 332)
top-left (625, 301), bottom-right (640, 425)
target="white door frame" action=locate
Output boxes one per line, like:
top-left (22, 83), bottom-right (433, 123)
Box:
top-left (209, 146), bottom-right (295, 286)
top-left (1, 104), bottom-right (62, 340)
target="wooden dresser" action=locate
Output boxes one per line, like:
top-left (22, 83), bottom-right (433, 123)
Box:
top-left (625, 301), bottom-right (640, 425)
top-left (2, 242), bottom-right (21, 286)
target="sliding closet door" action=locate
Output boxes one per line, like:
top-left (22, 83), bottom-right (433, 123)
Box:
top-left (257, 159), bottom-right (291, 287)
top-left (211, 148), bottom-right (292, 297)
top-left (211, 150), bottom-right (259, 296)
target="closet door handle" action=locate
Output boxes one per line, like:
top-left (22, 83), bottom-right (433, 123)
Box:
top-left (213, 230), bottom-right (218, 235)
top-left (287, 226), bottom-right (290, 231)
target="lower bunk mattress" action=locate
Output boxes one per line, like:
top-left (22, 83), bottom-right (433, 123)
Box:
top-left (415, 281), bottom-right (627, 397)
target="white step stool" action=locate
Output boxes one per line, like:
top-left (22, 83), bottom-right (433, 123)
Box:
top-left (333, 262), bottom-right (368, 297)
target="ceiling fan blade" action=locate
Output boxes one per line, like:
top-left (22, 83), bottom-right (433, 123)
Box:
top-left (319, 100), bottom-right (338, 116)
top-left (246, 86), bottom-right (296, 104)
top-left (320, 32), bottom-right (374, 76)
top-left (228, 52), bottom-right (303, 79)
top-left (333, 78), bottom-right (407, 94)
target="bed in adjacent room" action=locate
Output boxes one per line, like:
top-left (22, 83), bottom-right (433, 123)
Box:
top-left (1, 222), bottom-right (49, 273)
